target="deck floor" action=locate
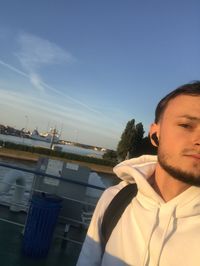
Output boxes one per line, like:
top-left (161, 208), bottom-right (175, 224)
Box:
top-left (0, 218), bottom-right (83, 266)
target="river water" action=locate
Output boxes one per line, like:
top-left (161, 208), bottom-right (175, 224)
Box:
top-left (0, 157), bottom-right (117, 210)
top-left (0, 134), bottom-right (105, 158)
top-left (0, 157), bottom-right (35, 209)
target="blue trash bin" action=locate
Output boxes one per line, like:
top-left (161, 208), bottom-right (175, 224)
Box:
top-left (22, 193), bottom-right (62, 258)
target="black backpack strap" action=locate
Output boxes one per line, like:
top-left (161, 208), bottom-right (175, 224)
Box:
top-left (101, 183), bottom-right (138, 251)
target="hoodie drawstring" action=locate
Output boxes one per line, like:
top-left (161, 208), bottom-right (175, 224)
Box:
top-left (141, 208), bottom-right (159, 266)
top-left (154, 207), bottom-right (176, 266)
top-left (142, 207), bottom-right (176, 266)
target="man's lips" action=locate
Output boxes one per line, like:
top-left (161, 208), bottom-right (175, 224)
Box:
top-left (185, 154), bottom-right (200, 159)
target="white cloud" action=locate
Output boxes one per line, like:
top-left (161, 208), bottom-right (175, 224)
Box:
top-left (15, 32), bottom-right (75, 92)
top-left (0, 31), bottom-right (121, 129)
top-left (0, 32), bottom-right (104, 114)
top-left (29, 72), bottom-right (45, 93)
top-left (16, 32), bottom-right (74, 71)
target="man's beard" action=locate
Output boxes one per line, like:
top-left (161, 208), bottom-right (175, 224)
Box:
top-left (158, 151), bottom-right (200, 187)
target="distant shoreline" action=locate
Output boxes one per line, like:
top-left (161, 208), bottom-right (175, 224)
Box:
top-left (0, 148), bottom-right (114, 174)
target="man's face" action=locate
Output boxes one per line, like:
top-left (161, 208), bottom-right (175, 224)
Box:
top-left (154, 95), bottom-right (200, 186)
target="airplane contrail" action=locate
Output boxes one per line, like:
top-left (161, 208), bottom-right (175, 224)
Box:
top-left (0, 59), bottom-right (29, 78)
top-left (41, 81), bottom-right (102, 114)
top-left (0, 59), bottom-right (101, 114)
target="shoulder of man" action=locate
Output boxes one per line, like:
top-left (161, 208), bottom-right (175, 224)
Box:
top-left (86, 181), bottom-right (129, 234)
top-left (96, 180), bottom-right (131, 217)
top-left (77, 181), bottom-right (135, 266)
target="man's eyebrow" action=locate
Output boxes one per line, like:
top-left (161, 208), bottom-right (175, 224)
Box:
top-left (177, 115), bottom-right (200, 122)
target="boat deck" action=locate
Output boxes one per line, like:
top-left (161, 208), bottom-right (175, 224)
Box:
top-left (0, 205), bottom-right (85, 266)
top-left (0, 158), bottom-right (111, 266)
top-left (0, 218), bottom-right (82, 266)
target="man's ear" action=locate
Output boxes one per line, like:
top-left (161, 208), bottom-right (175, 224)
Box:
top-left (149, 123), bottom-right (160, 147)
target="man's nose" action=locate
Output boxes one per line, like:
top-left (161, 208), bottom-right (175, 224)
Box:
top-left (194, 130), bottom-right (200, 146)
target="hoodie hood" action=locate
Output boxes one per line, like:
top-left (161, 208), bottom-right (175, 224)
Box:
top-left (113, 155), bottom-right (200, 215)
top-left (113, 155), bottom-right (157, 182)
top-left (113, 155), bottom-right (162, 203)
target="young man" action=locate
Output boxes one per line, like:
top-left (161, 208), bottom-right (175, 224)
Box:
top-left (77, 82), bottom-right (200, 266)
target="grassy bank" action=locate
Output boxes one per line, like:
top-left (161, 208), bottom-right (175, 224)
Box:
top-left (0, 148), bottom-right (114, 174)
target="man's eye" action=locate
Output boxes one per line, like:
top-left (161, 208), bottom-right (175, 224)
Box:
top-left (179, 124), bottom-right (191, 128)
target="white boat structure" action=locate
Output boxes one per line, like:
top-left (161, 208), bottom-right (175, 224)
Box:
top-left (30, 128), bottom-right (60, 143)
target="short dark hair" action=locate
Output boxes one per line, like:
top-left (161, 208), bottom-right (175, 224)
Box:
top-left (155, 81), bottom-right (200, 123)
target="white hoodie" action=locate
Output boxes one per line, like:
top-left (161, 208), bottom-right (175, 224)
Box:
top-left (77, 155), bottom-right (200, 266)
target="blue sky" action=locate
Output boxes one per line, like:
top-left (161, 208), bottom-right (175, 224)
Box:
top-left (0, 0), bottom-right (199, 149)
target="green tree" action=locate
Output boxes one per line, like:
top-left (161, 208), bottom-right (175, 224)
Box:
top-left (103, 150), bottom-right (118, 164)
top-left (117, 119), bottom-right (145, 161)
top-left (129, 122), bottom-right (145, 157)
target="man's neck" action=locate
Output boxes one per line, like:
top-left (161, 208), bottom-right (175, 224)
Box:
top-left (151, 165), bottom-right (191, 202)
